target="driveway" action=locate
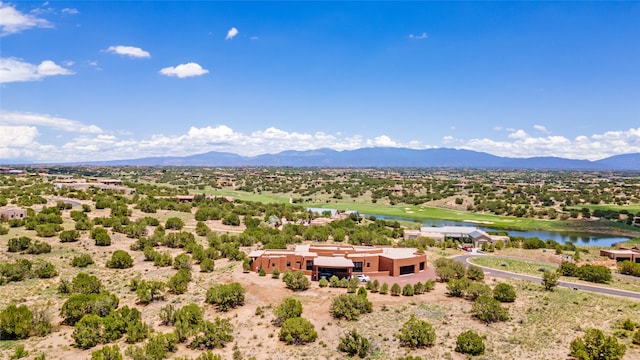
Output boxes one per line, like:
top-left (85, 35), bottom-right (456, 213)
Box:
top-left (453, 254), bottom-right (640, 300)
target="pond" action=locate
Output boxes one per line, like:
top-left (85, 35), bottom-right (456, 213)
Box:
top-left (371, 215), bottom-right (630, 247)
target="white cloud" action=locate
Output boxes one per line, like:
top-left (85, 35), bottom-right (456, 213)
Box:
top-left (61, 8), bottom-right (78, 15)
top-left (106, 45), bottom-right (151, 58)
top-left (225, 27), bottom-right (238, 40)
top-left (0, 57), bottom-right (73, 83)
top-left (159, 62), bottom-right (209, 78)
top-left (533, 124), bottom-right (550, 134)
top-left (367, 135), bottom-right (398, 147)
top-left (0, 111), bottom-right (103, 133)
top-left (0, 2), bottom-right (51, 36)
top-left (0, 125), bottom-right (40, 159)
top-left (408, 32), bottom-right (428, 40)
top-left (461, 128), bottom-right (640, 160)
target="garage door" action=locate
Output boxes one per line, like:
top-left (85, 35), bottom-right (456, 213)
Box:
top-left (399, 265), bottom-right (415, 275)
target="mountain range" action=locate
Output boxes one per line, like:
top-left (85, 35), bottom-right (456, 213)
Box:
top-left (63, 147), bottom-right (640, 170)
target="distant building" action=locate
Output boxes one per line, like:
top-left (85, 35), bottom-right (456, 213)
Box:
top-left (306, 208), bottom-right (339, 217)
top-left (248, 244), bottom-right (427, 279)
top-left (405, 226), bottom-right (509, 248)
top-left (600, 248), bottom-right (640, 263)
top-left (0, 207), bottom-right (27, 221)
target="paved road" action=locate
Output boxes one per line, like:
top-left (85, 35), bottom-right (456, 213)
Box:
top-left (453, 254), bottom-right (640, 300)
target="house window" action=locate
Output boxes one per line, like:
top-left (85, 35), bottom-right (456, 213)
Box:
top-left (366, 262), bottom-right (370, 268)
top-left (419, 262), bottom-right (425, 271)
top-left (353, 262), bottom-right (363, 273)
top-left (306, 260), bottom-right (313, 271)
top-left (287, 261), bottom-right (291, 267)
top-left (271, 263), bottom-right (275, 268)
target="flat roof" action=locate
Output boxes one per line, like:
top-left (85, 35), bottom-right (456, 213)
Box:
top-left (380, 247), bottom-right (421, 259)
top-left (314, 256), bottom-right (354, 268)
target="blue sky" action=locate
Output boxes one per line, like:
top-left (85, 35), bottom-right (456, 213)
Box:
top-left (1, 1), bottom-right (639, 163)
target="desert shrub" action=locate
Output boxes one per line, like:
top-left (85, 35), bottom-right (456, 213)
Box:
top-left (273, 297), bottom-right (303, 326)
top-left (272, 267), bottom-right (280, 279)
top-left (337, 329), bottom-right (370, 358)
top-left (576, 265), bottom-right (612, 284)
top-left (0, 304), bottom-right (33, 340)
top-left (413, 282), bottom-right (424, 295)
top-left (455, 330), bottom-right (485, 356)
top-left (471, 296), bottom-right (509, 324)
top-left (165, 217), bottom-right (185, 230)
top-left (402, 284), bottom-right (415, 296)
top-left (279, 317), bottom-right (317, 345)
top-left (465, 282), bottom-right (492, 301)
top-left (72, 272), bottom-right (103, 294)
top-left (396, 316), bottom-right (436, 348)
top-left (493, 283), bottom-right (516, 302)
top-left (390, 283), bottom-right (402, 296)
top-left (284, 271), bottom-right (310, 291)
top-left (173, 303), bottom-right (203, 329)
top-left (60, 230), bottom-right (81, 243)
top-left (7, 236), bottom-right (31, 252)
top-left (72, 254), bottom-right (95, 268)
top-left (424, 279), bottom-right (436, 292)
top-left (25, 240), bottom-right (52, 254)
top-left (11, 345), bottom-right (29, 359)
top-left (466, 265), bottom-right (485, 281)
top-left (134, 280), bottom-right (165, 304)
top-left (153, 251), bottom-right (173, 267)
top-left (347, 277), bottom-right (360, 293)
top-left (173, 253), bottom-right (192, 270)
top-left (167, 268), bottom-right (192, 294)
top-left (200, 258), bottom-right (215, 272)
top-left (206, 283), bottom-right (245, 311)
top-left (60, 292), bottom-right (119, 325)
top-left (569, 328), bottom-right (626, 360)
top-left (331, 293), bottom-right (372, 321)
top-left (34, 261), bottom-right (58, 278)
top-left (91, 345), bottom-right (122, 360)
top-left (318, 277), bottom-right (329, 287)
top-left (542, 270), bottom-right (559, 291)
top-left (106, 250), bottom-right (133, 269)
top-left (618, 260), bottom-right (640, 277)
top-left (379, 282), bottom-right (389, 295)
top-left (125, 320), bottom-right (148, 344)
top-left (633, 329), bottom-right (640, 345)
top-left (189, 318), bottom-right (234, 349)
top-left (92, 227), bottom-right (111, 246)
top-left (447, 278), bottom-right (470, 297)
top-left (35, 223), bottom-right (61, 237)
top-left (258, 268), bottom-right (266, 276)
top-left (558, 261), bottom-right (579, 276)
top-left (72, 314), bottom-right (103, 349)
top-left (0, 259), bottom-right (32, 282)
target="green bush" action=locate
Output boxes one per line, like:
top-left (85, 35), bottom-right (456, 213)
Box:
top-left (632, 329), bottom-right (640, 345)
top-left (279, 317), bottom-right (317, 345)
top-left (396, 316), bottom-right (436, 348)
top-left (493, 283), bottom-right (516, 302)
top-left (576, 265), bottom-right (612, 284)
top-left (447, 278), bottom-right (470, 297)
top-left (91, 345), bottom-right (122, 360)
top-left (558, 261), bottom-right (579, 276)
top-left (0, 304), bottom-right (33, 340)
top-left (173, 253), bottom-right (192, 270)
top-left (618, 260), bottom-right (640, 277)
top-left (189, 318), bottom-right (234, 349)
top-left (72, 314), bottom-right (103, 349)
top-left (93, 227), bottom-right (111, 246)
top-left (258, 268), bottom-right (266, 276)
top-left (60, 292), bottom-right (119, 325)
top-left (206, 283), bottom-right (245, 311)
top-left (330, 293), bottom-right (372, 321)
top-left (402, 284), bottom-right (415, 296)
top-left (273, 297), bottom-right (303, 326)
top-left (106, 250), bottom-right (133, 269)
top-left (35, 224), bottom-right (61, 237)
top-left (60, 230), bottom-right (81, 243)
top-left (465, 282), bottom-right (492, 301)
top-left (471, 296), bottom-right (509, 324)
top-left (379, 282), bottom-right (389, 295)
top-left (135, 280), bottom-right (165, 304)
top-left (200, 258), bottom-right (215, 272)
top-left (167, 268), bottom-right (191, 294)
top-left (466, 265), bottom-right (485, 281)
top-left (272, 267), bottom-right (281, 279)
top-left (7, 236), bottom-right (31, 252)
top-left (71, 272), bottom-right (103, 294)
top-left (0, 259), bottom-right (32, 282)
top-left (337, 329), bottom-right (370, 358)
top-left (284, 271), bottom-right (310, 291)
top-left (25, 240), bottom-right (52, 254)
top-left (34, 261), bottom-right (58, 278)
top-left (318, 277), bottom-right (329, 287)
top-left (165, 217), bottom-right (185, 230)
top-left (455, 330), bottom-right (485, 355)
top-left (72, 254), bottom-right (95, 268)
top-left (542, 270), bottom-right (559, 291)
top-left (569, 328), bottom-right (626, 360)
top-left (390, 283), bottom-right (401, 296)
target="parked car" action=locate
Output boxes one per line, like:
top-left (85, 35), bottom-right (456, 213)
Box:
top-left (356, 274), bottom-right (370, 282)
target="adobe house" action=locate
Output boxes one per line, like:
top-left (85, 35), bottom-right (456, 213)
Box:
top-left (0, 207), bottom-right (27, 221)
top-left (600, 248), bottom-right (640, 263)
top-left (410, 226), bottom-right (508, 248)
top-left (248, 244), bottom-right (427, 280)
